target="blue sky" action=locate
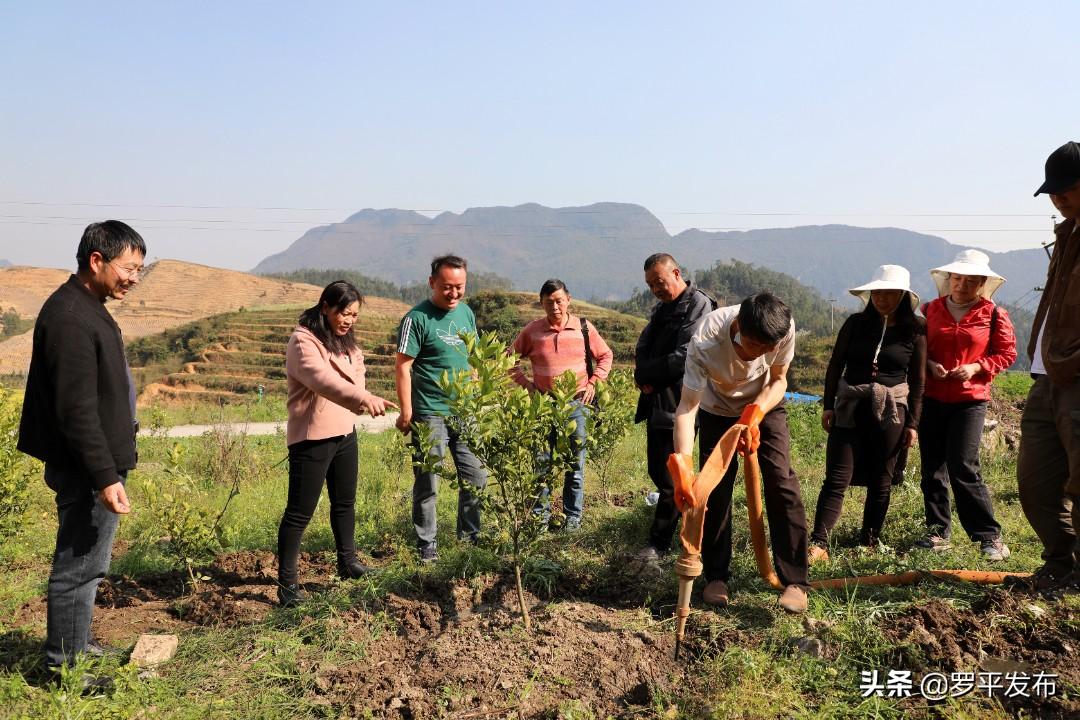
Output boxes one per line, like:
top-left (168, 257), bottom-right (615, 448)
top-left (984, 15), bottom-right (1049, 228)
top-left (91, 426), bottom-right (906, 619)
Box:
top-left (1, 2), bottom-right (1076, 270)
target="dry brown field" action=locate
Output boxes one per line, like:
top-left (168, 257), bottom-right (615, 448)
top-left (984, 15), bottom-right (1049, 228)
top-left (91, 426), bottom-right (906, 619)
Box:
top-left (0, 260), bottom-right (413, 375)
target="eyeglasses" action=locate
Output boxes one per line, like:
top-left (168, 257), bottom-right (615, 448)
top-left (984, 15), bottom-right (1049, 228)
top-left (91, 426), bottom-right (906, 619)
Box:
top-left (108, 261), bottom-right (144, 280)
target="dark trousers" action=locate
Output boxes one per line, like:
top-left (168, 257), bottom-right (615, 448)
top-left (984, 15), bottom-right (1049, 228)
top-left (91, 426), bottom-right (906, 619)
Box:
top-left (1018, 375), bottom-right (1080, 575)
top-left (277, 432), bottom-right (358, 584)
top-left (811, 401), bottom-right (905, 546)
top-left (699, 407), bottom-right (809, 588)
top-left (645, 422), bottom-right (679, 551)
top-left (44, 465), bottom-right (125, 668)
top-left (918, 398), bottom-right (1000, 542)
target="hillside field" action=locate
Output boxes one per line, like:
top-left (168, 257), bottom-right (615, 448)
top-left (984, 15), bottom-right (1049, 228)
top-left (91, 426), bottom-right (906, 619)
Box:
top-left (129, 290), bottom-right (652, 425)
top-left (0, 375), bottom-right (1075, 718)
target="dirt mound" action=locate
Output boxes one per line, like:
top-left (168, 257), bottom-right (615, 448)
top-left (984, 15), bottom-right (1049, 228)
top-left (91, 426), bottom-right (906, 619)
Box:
top-left (322, 578), bottom-right (677, 718)
top-left (883, 589), bottom-right (1080, 717)
top-left (985, 391), bottom-right (1024, 452)
top-left (82, 550), bottom-right (307, 640)
top-left (18, 551), bottom-right (679, 715)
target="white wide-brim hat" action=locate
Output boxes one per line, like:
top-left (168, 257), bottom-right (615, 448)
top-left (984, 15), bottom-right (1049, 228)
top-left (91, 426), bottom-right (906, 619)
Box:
top-left (930, 249), bottom-right (1005, 299)
top-left (848, 264), bottom-right (920, 310)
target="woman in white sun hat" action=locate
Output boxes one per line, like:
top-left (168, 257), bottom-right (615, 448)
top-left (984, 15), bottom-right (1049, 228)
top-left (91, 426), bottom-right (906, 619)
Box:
top-left (809, 265), bottom-right (926, 560)
top-left (914, 249), bottom-right (1017, 561)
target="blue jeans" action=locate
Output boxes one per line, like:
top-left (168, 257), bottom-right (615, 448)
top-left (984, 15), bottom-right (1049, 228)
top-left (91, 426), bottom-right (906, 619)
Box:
top-left (410, 415), bottom-right (487, 546)
top-left (44, 465), bottom-right (125, 668)
top-left (536, 401), bottom-right (589, 524)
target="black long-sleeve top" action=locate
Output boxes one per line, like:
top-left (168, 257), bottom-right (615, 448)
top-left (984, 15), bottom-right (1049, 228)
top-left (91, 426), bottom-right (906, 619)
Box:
top-left (633, 282), bottom-right (715, 427)
top-left (822, 311), bottom-right (926, 429)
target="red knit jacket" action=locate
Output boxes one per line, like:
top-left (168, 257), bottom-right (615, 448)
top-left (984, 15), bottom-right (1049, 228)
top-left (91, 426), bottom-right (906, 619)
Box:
top-left (923, 297), bottom-right (1017, 403)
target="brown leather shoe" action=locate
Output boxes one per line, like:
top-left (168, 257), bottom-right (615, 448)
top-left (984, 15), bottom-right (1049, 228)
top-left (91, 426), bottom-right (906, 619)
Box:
top-left (779, 585), bottom-right (808, 614)
top-left (808, 544), bottom-right (830, 565)
top-left (702, 580), bottom-right (729, 607)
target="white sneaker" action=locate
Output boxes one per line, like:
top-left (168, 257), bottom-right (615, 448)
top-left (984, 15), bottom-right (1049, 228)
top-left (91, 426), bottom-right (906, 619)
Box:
top-left (981, 537), bottom-right (1011, 562)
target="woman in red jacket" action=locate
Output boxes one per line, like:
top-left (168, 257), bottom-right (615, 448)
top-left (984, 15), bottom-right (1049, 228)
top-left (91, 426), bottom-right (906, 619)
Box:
top-left (916, 250), bottom-right (1017, 560)
top-left (276, 281), bottom-right (397, 606)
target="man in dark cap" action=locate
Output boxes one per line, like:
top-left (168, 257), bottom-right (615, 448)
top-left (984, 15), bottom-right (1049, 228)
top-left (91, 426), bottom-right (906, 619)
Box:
top-left (1016, 141), bottom-right (1080, 589)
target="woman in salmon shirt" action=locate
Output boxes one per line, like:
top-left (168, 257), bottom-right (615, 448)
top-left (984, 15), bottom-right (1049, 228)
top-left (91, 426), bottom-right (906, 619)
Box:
top-left (276, 281), bottom-right (397, 606)
top-left (915, 250), bottom-right (1017, 561)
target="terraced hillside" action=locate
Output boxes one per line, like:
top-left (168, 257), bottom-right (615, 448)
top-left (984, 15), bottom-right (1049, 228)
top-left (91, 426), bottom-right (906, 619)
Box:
top-left (135, 304), bottom-right (407, 407)
top-left (134, 291), bottom-right (648, 410)
top-left (469, 290), bottom-right (646, 371)
top-left (0, 260), bottom-right (328, 375)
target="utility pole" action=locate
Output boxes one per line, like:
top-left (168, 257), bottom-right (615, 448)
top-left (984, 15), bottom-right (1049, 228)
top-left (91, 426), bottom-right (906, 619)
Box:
top-left (1043, 214), bottom-right (1058, 259)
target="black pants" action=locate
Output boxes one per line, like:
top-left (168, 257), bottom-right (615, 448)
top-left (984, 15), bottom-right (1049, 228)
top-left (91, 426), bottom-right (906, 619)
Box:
top-left (645, 422), bottom-right (679, 551)
top-left (277, 432), bottom-right (358, 584)
top-left (811, 401), bottom-right (906, 546)
top-left (919, 398), bottom-right (1000, 542)
top-left (699, 407), bottom-right (809, 588)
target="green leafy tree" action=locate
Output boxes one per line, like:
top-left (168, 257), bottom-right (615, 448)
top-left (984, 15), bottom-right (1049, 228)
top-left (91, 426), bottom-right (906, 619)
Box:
top-left (585, 369), bottom-right (638, 498)
top-left (414, 331), bottom-right (578, 632)
top-left (144, 443), bottom-right (241, 589)
top-left (0, 389), bottom-right (37, 538)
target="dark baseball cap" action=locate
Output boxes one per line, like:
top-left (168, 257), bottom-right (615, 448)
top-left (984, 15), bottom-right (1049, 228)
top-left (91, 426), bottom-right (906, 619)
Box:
top-left (1034, 141), bottom-right (1080, 196)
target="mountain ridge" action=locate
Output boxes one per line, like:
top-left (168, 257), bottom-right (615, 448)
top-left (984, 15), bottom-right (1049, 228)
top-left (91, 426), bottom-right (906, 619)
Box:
top-left (252, 203), bottom-right (1050, 306)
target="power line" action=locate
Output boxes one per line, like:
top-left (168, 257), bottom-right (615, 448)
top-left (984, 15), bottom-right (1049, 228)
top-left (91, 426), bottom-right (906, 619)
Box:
top-left (0, 218), bottom-right (1058, 235)
top-left (0, 199), bottom-right (1053, 217)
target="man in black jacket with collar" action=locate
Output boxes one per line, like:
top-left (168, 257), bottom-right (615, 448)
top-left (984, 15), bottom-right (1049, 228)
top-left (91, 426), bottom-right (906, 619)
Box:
top-left (634, 253), bottom-right (715, 560)
top-left (18, 221), bottom-right (146, 671)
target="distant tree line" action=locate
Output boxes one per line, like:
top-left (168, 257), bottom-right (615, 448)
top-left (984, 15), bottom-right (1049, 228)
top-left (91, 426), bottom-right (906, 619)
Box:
top-left (261, 268), bottom-right (514, 306)
top-left (0, 309), bottom-right (33, 339)
top-left (267, 263), bottom-right (1036, 370)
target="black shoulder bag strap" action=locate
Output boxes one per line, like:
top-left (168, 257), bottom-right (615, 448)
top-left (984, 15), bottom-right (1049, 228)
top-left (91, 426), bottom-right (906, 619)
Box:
top-left (581, 317), bottom-right (594, 379)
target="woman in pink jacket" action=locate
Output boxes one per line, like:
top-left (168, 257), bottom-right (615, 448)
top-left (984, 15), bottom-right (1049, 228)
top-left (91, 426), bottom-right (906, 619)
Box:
top-left (276, 281), bottom-right (396, 606)
top-left (915, 250), bottom-right (1017, 561)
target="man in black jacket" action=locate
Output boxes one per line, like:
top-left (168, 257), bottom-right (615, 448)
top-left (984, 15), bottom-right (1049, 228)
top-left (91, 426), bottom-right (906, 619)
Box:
top-left (18, 221), bottom-right (146, 671)
top-left (634, 253), bottom-right (715, 560)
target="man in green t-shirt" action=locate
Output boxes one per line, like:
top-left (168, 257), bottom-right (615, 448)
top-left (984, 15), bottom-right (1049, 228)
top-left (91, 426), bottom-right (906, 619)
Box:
top-left (395, 255), bottom-right (487, 562)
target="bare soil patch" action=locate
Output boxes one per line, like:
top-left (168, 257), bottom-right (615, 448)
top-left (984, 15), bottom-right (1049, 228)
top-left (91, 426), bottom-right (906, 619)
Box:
top-left (15, 550), bottom-right (680, 716)
top-left (883, 589), bottom-right (1080, 717)
top-left (322, 578), bottom-right (678, 718)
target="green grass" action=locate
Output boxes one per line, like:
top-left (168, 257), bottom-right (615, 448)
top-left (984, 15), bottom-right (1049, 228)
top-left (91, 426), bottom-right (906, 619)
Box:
top-left (991, 370), bottom-right (1034, 403)
top-left (0, 385), bottom-right (1067, 718)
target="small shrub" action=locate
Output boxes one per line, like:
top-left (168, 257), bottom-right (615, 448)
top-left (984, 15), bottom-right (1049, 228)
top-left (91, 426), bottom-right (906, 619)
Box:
top-left (0, 388), bottom-right (36, 538)
top-left (585, 369), bottom-right (637, 497)
top-left (194, 420), bottom-right (264, 490)
top-left (414, 331), bottom-right (578, 631)
top-left (143, 443), bottom-right (229, 587)
top-left (470, 290), bottom-right (522, 342)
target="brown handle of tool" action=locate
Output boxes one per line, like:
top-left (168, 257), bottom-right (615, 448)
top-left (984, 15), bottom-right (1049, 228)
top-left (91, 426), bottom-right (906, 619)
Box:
top-left (740, 446), bottom-right (1031, 589)
top-left (743, 452), bottom-right (783, 590)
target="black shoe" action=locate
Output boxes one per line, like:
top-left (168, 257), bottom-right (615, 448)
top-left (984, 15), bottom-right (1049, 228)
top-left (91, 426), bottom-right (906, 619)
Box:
top-left (337, 556), bottom-right (373, 579)
top-left (419, 543), bottom-right (438, 564)
top-left (1003, 564), bottom-right (1068, 591)
top-left (46, 666), bottom-right (114, 694)
top-left (84, 641), bottom-right (122, 659)
top-left (80, 673), bottom-right (115, 694)
top-left (635, 545), bottom-right (664, 563)
top-left (277, 583), bottom-right (307, 607)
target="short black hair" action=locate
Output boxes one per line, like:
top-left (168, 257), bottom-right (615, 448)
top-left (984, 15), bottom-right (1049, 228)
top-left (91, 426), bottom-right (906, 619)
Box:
top-left (539, 278), bottom-right (568, 298)
top-left (431, 254), bottom-right (468, 276)
top-left (298, 280), bottom-right (363, 355)
top-left (643, 253), bottom-right (678, 272)
top-left (737, 293), bottom-right (791, 345)
top-left (75, 221), bottom-right (146, 272)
